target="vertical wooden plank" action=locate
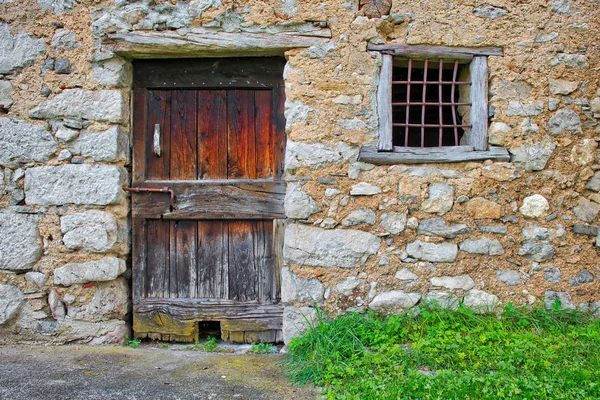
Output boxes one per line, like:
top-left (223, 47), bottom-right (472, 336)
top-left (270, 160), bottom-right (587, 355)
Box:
top-left (197, 220), bottom-right (229, 299)
top-left (272, 84), bottom-right (286, 179)
top-left (170, 90), bottom-right (197, 180)
top-left (228, 221), bottom-right (258, 302)
top-left (255, 220), bottom-right (275, 304)
top-left (146, 220), bottom-right (170, 298)
top-left (255, 90), bottom-right (273, 179)
top-left (198, 90), bottom-right (227, 180)
top-left (132, 218), bottom-right (147, 299)
top-left (146, 90), bottom-right (171, 180)
top-left (172, 220), bottom-right (196, 298)
top-left (470, 56), bottom-right (488, 151)
top-left (377, 53), bottom-right (393, 151)
top-left (132, 88), bottom-right (147, 185)
top-left (227, 89), bottom-right (256, 179)
top-left (272, 219), bottom-right (285, 304)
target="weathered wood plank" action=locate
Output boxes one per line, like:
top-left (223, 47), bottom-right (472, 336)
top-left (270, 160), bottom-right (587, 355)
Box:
top-left (198, 90), bottom-right (227, 179)
top-left (131, 180), bottom-right (286, 219)
top-left (228, 221), bottom-right (258, 302)
top-left (135, 298), bottom-right (283, 320)
top-left (228, 90), bottom-right (255, 179)
top-left (469, 56), bottom-right (488, 151)
top-left (146, 220), bottom-right (170, 298)
top-left (244, 330), bottom-right (278, 343)
top-left (197, 221), bottom-right (228, 299)
top-left (254, 220), bottom-right (276, 304)
top-left (173, 220), bottom-right (196, 298)
top-left (221, 318), bottom-right (282, 332)
top-left (132, 218), bottom-right (147, 299)
top-left (108, 31), bottom-right (330, 59)
top-left (367, 43), bottom-right (503, 58)
top-left (132, 88), bottom-right (147, 184)
top-left (146, 90), bottom-right (171, 180)
top-left (358, 145), bottom-right (511, 164)
top-left (170, 90), bottom-right (197, 179)
top-left (272, 219), bottom-right (285, 304)
top-left (134, 312), bottom-right (197, 338)
top-left (272, 84), bottom-right (286, 179)
top-left (255, 90), bottom-right (274, 178)
top-left (377, 53), bottom-right (393, 151)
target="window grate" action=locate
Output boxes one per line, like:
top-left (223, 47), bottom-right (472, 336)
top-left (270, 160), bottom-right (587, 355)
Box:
top-left (392, 59), bottom-right (472, 148)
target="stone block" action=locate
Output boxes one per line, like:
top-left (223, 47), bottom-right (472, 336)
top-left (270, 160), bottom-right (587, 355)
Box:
top-left (573, 198), bottom-right (600, 222)
top-left (29, 89), bottom-right (128, 124)
top-left (548, 78), bottom-right (579, 95)
top-left (586, 172), bottom-right (600, 192)
top-left (0, 118), bottom-right (58, 168)
top-left (496, 270), bottom-right (522, 286)
top-left (505, 101), bottom-right (544, 117)
top-left (92, 58), bottom-right (133, 88)
top-left (549, 108), bottom-right (582, 136)
top-left (544, 291), bottom-right (575, 310)
top-left (284, 182), bottom-right (319, 219)
top-left (284, 100), bottom-right (313, 131)
top-left (67, 278), bottom-right (129, 322)
top-left (522, 223), bottom-right (550, 241)
top-left (56, 319), bottom-right (129, 345)
top-left (417, 218), bottom-right (470, 239)
top-left (459, 237), bottom-right (504, 256)
top-left (549, 54), bottom-right (589, 69)
top-left (0, 23), bottom-right (46, 74)
top-left (51, 29), bottom-right (80, 51)
top-left (284, 225), bottom-right (380, 268)
top-left (342, 207), bottom-right (376, 226)
top-left (350, 182), bottom-right (381, 196)
top-left (282, 306), bottom-right (318, 344)
top-left (379, 212), bottom-right (407, 234)
top-left (335, 276), bottom-right (361, 296)
top-left (518, 242), bottom-right (554, 262)
top-left (25, 164), bottom-right (127, 206)
top-left (463, 289), bottom-right (499, 313)
top-left (568, 270), bottom-right (594, 287)
top-left (68, 126), bottom-right (129, 162)
top-left (394, 268), bottom-right (418, 281)
top-left (430, 275), bottom-right (475, 291)
top-left (37, 0), bottom-right (76, 14)
top-left (0, 80), bottom-right (13, 110)
top-left (423, 291), bottom-right (459, 310)
top-left (368, 290), bottom-right (421, 312)
top-left (421, 183), bottom-right (454, 216)
top-left (60, 210), bottom-right (118, 253)
top-left (281, 267), bottom-right (324, 304)
top-left (285, 141), bottom-right (342, 171)
top-left (53, 257), bottom-right (126, 286)
top-left (0, 284), bottom-right (24, 325)
top-left (519, 194), bottom-right (549, 218)
top-left (407, 240), bottom-right (458, 263)
top-left (473, 6), bottom-right (507, 19)
top-left (510, 137), bottom-right (556, 171)
top-left (0, 209), bottom-right (42, 271)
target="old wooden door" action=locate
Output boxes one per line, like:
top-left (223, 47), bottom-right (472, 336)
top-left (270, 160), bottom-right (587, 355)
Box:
top-left (130, 58), bottom-right (286, 343)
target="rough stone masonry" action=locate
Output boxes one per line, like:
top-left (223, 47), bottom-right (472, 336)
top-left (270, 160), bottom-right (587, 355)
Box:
top-left (0, 0), bottom-right (599, 345)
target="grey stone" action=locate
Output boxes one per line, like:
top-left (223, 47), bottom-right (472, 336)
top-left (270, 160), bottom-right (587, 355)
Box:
top-left (548, 98), bottom-right (560, 111)
top-left (324, 188), bottom-right (340, 199)
top-left (534, 32), bottom-right (559, 43)
top-left (487, 122), bottom-right (511, 146)
top-left (48, 288), bottom-right (65, 319)
top-left (54, 126), bottom-right (80, 143)
top-left (68, 126), bottom-right (129, 162)
top-left (61, 210), bottom-right (118, 253)
top-left (282, 306), bottom-right (318, 344)
top-left (543, 266), bottom-right (562, 283)
top-left (0, 23), bottom-right (46, 74)
top-left (519, 119), bottom-right (540, 136)
top-left (53, 257), bottom-right (126, 286)
top-left (518, 242), bottom-right (554, 262)
top-left (551, 0), bottom-right (573, 14)
top-left (57, 149), bottom-right (71, 161)
top-left (463, 289), bottom-right (499, 313)
top-left (29, 89), bottom-right (127, 124)
top-left (368, 290), bottom-right (421, 312)
top-left (473, 6), bottom-right (507, 19)
top-left (67, 278), bottom-right (129, 322)
top-left (392, 166), bottom-right (464, 179)
top-left (407, 241), bottom-right (458, 263)
top-left (92, 58), bottom-right (133, 88)
top-left (350, 182), bottom-right (381, 196)
top-left (421, 183), bottom-right (454, 216)
top-left (544, 291), bottom-right (575, 310)
top-left (548, 78), bottom-right (579, 95)
top-left (320, 218), bottom-right (338, 229)
top-left (0, 210), bottom-right (42, 271)
top-left (549, 54), bottom-right (589, 69)
top-left (37, 0), bottom-right (75, 14)
top-left (336, 118), bottom-right (366, 130)
top-left (50, 29), bottom-right (79, 51)
top-left (478, 225), bottom-right (507, 234)
top-left (423, 291), bottom-right (459, 310)
top-left (25, 271), bottom-right (47, 288)
top-left (573, 198), bottom-right (600, 222)
top-left (585, 172), bottom-right (600, 192)
top-left (394, 268), bottom-right (418, 281)
top-left (25, 164), bottom-right (127, 206)
top-left (342, 208), bottom-right (376, 226)
top-left (41, 57), bottom-right (54, 73)
top-left (519, 194), bottom-right (549, 218)
top-left (304, 41), bottom-right (336, 59)
top-left (572, 224), bottom-right (598, 236)
top-left (335, 276), bottom-right (361, 296)
top-left (0, 118), bottom-right (58, 168)
top-left (54, 58), bottom-right (70, 74)
top-left (496, 270), bottom-right (522, 286)
top-left (285, 182), bottom-right (320, 220)
top-left (332, 95), bottom-right (361, 105)
top-left (491, 80), bottom-right (532, 101)
top-left (0, 284), bottom-right (24, 325)
top-left (284, 100), bottom-right (313, 130)
top-left (505, 101), bottom-right (544, 117)
top-left (90, 12), bottom-right (131, 37)
top-left (348, 162), bottom-right (374, 180)
top-left (510, 137), bottom-right (556, 171)
top-left (56, 319), bottom-right (128, 345)
top-left (522, 223), bottom-right (550, 240)
top-left (0, 80), bottom-right (13, 109)
top-left (430, 275), bottom-right (475, 291)
top-left (318, 177), bottom-right (338, 185)
top-left (285, 141), bottom-right (341, 171)
top-left (281, 267), bottom-right (324, 304)
top-left (417, 218), bottom-right (470, 239)
top-left (459, 237), bottom-right (504, 256)
top-left (380, 212), bottom-right (407, 234)
top-left (568, 270), bottom-right (594, 286)
top-left (549, 108), bottom-right (582, 136)
top-left (284, 225), bottom-right (380, 268)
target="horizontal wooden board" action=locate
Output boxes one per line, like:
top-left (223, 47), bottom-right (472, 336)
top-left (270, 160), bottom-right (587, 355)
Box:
top-left (367, 43), bottom-right (504, 58)
top-left (131, 179), bottom-right (285, 219)
top-left (358, 145), bottom-right (510, 164)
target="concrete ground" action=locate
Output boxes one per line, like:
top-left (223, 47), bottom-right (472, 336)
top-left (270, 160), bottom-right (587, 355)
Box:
top-left (0, 344), bottom-right (318, 400)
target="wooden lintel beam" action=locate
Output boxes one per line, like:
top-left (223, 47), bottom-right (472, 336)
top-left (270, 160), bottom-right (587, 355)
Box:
top-left (367, 43), bottom-right (504, 58)
top-left (358, 145), bottom-right (511, 164)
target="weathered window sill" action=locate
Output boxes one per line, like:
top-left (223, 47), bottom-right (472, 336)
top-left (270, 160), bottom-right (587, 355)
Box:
top-left (357, 145), bottom-right (510, 165)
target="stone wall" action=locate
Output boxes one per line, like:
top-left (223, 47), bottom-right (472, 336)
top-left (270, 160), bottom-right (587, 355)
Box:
top-left (0, 0), bottom-right (598, 344)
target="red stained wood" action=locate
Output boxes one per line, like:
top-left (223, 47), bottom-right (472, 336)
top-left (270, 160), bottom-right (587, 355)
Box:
top-left (228, 89), bottom-right (256, 179)
top-left (255, 90), bottom-right (273, 178)
top-left (132, 88), bottom-right (147, 185)
top-left (170, 90), bottom-right (197, 180)
top-left (197, 90), bottom-right (227, 179)
top-left (228, 220), bottom-right (258, 302)
top-left (146, 90), bottom-right (171, 180)
top-left (197, 220), bottom-right (228, 299)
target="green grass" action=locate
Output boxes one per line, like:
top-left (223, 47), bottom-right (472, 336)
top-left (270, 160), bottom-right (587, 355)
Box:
top-left (283, 302), bottom-right (600, 399)
top-left (249, 343), bottom-right (276, 354)
top-left (124, 335), bottom-right (142, 349)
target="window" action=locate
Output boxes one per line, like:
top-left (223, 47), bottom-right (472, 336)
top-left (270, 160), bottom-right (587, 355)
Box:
top-left (359, 44), bottom-right (510, 164)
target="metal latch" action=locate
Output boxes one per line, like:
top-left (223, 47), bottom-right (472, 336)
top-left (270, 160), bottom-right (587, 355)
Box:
top-left (123, 186), bottom-right (175, 208)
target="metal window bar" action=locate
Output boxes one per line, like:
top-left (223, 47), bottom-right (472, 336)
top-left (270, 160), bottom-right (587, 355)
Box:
top-left (439, 59), bottom-right (444, 146)
top-left (451, 60), bottom-right (460, 145)
top-left (404, 59), bottom-right (412, 147)
top-left (421, 59), bottom-right (428, 147)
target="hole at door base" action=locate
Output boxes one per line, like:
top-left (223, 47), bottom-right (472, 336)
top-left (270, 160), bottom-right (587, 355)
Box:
top-left (197, 321), bottom-right (221, 339)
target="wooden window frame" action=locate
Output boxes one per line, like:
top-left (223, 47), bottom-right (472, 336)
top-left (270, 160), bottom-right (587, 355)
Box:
top-left (359, 44), bottom-right (510, 164)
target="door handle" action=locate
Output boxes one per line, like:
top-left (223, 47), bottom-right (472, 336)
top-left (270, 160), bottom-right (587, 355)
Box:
top-left (123, 186), bottom-right (175, 208)
top-left (153, 124), bottom-right (161, 157)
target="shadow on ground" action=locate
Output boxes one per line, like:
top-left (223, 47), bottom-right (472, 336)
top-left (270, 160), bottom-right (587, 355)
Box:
top-left (0, 344), bottom-right (317, 400)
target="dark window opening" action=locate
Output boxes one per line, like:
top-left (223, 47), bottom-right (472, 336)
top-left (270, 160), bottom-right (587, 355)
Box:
top-left (197, 321), bottom-right (222, 339)
top-left (391, 59), bottom-right (470, 148)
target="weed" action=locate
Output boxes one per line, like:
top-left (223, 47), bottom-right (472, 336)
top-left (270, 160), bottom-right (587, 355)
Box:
top-left (124, 335), bottom-right (142, 349)
top-left (249, 343), bottom-right (275, 354)
top-left (203, 336), bottom-right (219, 352)
top-left (283, 304), bottom-right (600, 399)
